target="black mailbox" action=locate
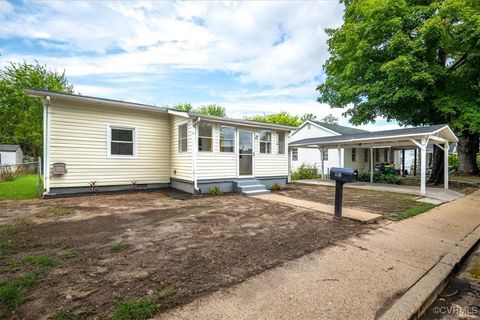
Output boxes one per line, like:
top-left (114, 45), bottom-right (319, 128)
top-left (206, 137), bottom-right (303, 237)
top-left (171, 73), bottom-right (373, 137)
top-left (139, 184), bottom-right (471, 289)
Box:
top-left (330, 167), bottom-right (358, 183)
top-left (329, 167), bottom-right (358, 220)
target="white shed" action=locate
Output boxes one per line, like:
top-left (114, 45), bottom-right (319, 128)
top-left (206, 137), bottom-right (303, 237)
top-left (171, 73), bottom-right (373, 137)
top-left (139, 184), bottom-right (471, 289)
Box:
top-left (0, 144), bottom-right (23, 166)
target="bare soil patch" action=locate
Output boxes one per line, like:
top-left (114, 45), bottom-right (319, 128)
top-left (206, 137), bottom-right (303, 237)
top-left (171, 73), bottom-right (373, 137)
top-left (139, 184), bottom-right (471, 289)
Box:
top-left (278, 184), bottom-right (432, 219)
top-left (0, 191), bottom-right (373, 319)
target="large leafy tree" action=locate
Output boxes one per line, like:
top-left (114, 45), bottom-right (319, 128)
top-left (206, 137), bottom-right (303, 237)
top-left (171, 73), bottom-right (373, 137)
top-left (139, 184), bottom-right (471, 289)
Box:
top-left (245, 111), bottom-right (301, 126)
top-left (0, 61), bottom-right (74, 158)
top-left (318, 0), bottom-right (480, 180)
top-left (172, 103), bottom-right (226, 117)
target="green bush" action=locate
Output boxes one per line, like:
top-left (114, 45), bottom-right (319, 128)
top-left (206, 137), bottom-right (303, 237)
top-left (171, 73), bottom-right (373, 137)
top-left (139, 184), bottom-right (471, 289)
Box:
top-left (449, 153), bottom-right (459, 170)
top-left (291, 163), bottom-right (318, 180)
top-left (357, 171), bottom-right (403, 185)
top-left (208, 186), bottom-right (223, 196)
top-left (0, 167), bottom-right (16, 182)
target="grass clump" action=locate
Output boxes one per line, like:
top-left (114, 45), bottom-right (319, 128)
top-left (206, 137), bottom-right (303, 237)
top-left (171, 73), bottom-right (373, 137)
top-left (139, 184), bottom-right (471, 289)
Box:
top-left (35, 207), bottom-right (74, 219)
top-left (62, 249), bottom-right (77, 259)
top-left (23, 254), bottom-right (58, 266)
top-left (208, 186), bottom-right (223, 196)
top-left (111, 242), bottom-right (126, 253)
top-left (108, 288), bottom-right (177, 320)
top-left (109, 298), bottom-right (157, 320)
top-left (390, 203), bottom-right (436, 221)
top-left (0, 269), bottom-right (43, 310)
top-left (270, 183), bottom-right (282, 191)
top-left (52, 309), bottom-right (96, 320)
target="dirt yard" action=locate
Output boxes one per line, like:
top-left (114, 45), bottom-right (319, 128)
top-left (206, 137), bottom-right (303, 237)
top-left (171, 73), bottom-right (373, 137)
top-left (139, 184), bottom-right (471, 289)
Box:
top-left (0, 191), bottom-right (373, 319)
top-left (278, 184), bottom-right (434, 220)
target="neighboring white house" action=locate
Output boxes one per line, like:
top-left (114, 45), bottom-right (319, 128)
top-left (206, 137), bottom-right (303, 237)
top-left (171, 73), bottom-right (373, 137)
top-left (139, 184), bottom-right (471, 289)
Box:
top-left (26, 90), bottom-right (295, 196)
top-left (289, 120), bottom-right (390, 175)
top-left (0, 144), bottom-right (23, 166)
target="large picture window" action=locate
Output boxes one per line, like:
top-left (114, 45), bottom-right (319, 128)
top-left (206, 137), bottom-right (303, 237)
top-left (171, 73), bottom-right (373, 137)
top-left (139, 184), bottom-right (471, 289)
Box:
top-left (198, 123), bottom-right (213, 152)
top-left (220, 126), bottom-right (235, 152)
top-left (259, 130), bottom-right (271, 154)
top-left (178, 123), bottom-right (188, 153)
top-left (277, 132), bottom-right (285, 154)
top-left (108, 126), bottom-right (136, 157)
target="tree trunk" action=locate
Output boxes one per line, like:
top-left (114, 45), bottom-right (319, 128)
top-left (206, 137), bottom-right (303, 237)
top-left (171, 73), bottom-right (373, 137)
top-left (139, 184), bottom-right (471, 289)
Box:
top-left (428, 145), bottom-right (444, 185)
top-left (458, 132), bottom-right (480, 175)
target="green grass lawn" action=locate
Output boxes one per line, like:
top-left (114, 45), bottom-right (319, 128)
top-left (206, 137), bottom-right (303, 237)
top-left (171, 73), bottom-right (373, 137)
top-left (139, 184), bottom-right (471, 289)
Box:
top-left (0, 175), bottom-right (40, 201)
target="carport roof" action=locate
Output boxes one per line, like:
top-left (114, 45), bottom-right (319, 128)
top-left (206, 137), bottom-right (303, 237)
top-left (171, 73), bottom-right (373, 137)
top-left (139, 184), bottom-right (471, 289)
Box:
top-left (290, 124), bottom-right (458, 148)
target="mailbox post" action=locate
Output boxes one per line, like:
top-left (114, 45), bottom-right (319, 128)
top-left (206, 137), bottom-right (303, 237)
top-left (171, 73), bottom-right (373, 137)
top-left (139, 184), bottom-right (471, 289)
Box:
top-left (329, 167), bottom-right (358, 220)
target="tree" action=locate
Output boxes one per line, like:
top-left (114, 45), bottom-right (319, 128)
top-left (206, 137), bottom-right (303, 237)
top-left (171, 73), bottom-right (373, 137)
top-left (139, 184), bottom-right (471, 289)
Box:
top-left (319, 114), bottom-right (339, 124)
top-left (172, 103), bottom-right (193, 112)
top-left (301, 113), bottom-right (318, 122)
top-left (196, 104), bottom-right (226, 117)
top-left (317, 0), bottom-right (480, 182)
top-left (172, 103), bottom-right (226, 117)
top-left (245, 111), bottom-right (301, 126)
top-left (0, 61), bottom-right (74, 158)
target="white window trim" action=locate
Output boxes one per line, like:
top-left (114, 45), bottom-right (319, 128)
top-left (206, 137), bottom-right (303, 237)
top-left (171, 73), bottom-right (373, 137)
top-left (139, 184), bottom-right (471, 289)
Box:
top-left (198, 122), bottom-right (213, 153)
top-left (107, 124), bottom-right (138, 159)
top-left (259, 130), bottom-right (272, 154)
top-left (219, 125), bottom-right (236, 154)
top-left (178, 122), bottom-right (189, 153)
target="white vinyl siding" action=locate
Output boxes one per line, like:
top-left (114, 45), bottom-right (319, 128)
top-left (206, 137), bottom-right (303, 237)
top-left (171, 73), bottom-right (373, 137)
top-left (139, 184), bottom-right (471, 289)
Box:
top-left (49, 101), bottom-right (170, 188)
top-left (255, 129), bottom-right (288, 177)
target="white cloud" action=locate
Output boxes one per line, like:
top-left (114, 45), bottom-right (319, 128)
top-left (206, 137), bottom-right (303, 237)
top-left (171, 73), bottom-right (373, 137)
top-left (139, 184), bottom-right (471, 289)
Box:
top-left (1, 1), bottom-right (344, 87)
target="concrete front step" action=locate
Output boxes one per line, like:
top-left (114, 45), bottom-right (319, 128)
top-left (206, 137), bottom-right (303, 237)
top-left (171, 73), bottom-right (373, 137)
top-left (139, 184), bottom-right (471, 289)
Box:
top-left (234, 179), bottom-right (270, 195)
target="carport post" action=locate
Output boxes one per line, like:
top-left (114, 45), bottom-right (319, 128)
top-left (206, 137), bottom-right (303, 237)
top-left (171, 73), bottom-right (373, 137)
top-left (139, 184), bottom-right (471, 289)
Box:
top-left (370, 148), bottom-right (374, 183)
top-left (420, 139), bottom-right (427, 196)
top-left (444, 141), bottom-right (449, 189)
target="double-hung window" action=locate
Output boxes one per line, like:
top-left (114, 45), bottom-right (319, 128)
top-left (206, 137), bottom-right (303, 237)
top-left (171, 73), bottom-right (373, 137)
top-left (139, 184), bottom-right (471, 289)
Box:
top-left (375, 149), bottom-right (380, 162)
top-left (108, 126), bottom-right (136, 157)
top-left (276, 131), bottom-right (285, 154)
top-left (364, 149), bottom-right (368, 162)
top-left (198, 123), bottom-right (213, 152)
top-left (384, 148), bottom-right (389, 162)
top-left (220, 126), bottom-right (235, 152)
top-left (351, 148), bottom-right (357, 162)
top-left (178, 123), bottom-right (188, 153)
top-left (259, 130), bottom-right (271, 154)
top-left (322, 149), bottom-right (329, 161)
top-left (292, 148), bottom-right (298, 161)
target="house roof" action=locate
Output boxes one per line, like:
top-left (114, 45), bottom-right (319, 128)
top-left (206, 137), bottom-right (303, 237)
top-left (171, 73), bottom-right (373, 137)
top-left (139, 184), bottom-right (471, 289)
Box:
top-left (0, 144), bottom-right (21, 152)
top-left (25, 89), bottom-right (296, 131)
top-left (309, 121), bottom-right (368, 135)
top-left (290, 124), bottom-right (458, 148)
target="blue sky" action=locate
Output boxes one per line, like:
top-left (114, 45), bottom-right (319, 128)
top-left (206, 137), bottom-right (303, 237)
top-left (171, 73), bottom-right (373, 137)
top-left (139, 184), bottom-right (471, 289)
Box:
top-left (0, 0), bottom-right (399, 131)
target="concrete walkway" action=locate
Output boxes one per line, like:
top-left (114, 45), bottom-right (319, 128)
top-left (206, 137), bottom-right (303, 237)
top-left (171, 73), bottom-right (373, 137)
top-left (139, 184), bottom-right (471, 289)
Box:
top-left (296, 179), bottom-right (465, 203)
top-left (158, 190), bottom-right (480, 320)
top-left (254, 193), bottom-right (383, 223)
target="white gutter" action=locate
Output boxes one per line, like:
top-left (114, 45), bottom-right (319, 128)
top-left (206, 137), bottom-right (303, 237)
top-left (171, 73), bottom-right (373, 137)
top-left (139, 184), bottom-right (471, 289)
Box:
top-left (43, 96), bottom-right (51, 195)
top-left (192, 117), bottom-right (201, 193)
top-left (167, 109), bottom-right (190, 118)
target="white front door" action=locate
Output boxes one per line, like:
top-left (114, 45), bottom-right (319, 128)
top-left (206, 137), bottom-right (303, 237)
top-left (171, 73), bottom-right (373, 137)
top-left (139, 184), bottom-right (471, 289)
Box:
top-left (238, 130), bottom-right (254, 177)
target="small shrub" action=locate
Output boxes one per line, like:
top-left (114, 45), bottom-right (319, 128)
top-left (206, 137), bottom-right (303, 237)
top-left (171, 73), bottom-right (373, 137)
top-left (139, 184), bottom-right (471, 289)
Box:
top-left (158, 287), bottom-right (177, 310)
top-left (270, 183), bottom-right (282, 191)
top-left (88, 181), bottom-right (97, 193)
top-left (291, 163), bottom-right (318, 180)
top-left (23, 254), bottom-right (58, 266)
top-left (111, 242), bottom-right (126, 253)
top-left (0, 167), bottom-right (16, 182)
top-left (357, 171), bottom-right (403, 185)
top-left (109, 297), bottom-right (157, 320)
top-left (208, 186), bottom-right (223, 196)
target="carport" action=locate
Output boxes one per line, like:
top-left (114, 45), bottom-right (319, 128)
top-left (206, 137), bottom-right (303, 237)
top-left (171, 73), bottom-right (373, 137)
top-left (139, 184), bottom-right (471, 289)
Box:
top-left (288, 124), bottom-right (458, 196)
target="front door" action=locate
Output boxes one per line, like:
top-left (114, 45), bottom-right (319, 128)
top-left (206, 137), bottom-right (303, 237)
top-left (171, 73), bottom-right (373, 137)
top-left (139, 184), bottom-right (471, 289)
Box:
top-left (238, 130), bottom-right (254, 176)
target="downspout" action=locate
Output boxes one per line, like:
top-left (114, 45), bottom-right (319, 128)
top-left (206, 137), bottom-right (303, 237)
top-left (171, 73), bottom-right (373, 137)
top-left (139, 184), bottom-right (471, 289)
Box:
top-left (192, 117), bottom-right (201, 193)
top-left (43, 96), bottom-right (51, 195)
